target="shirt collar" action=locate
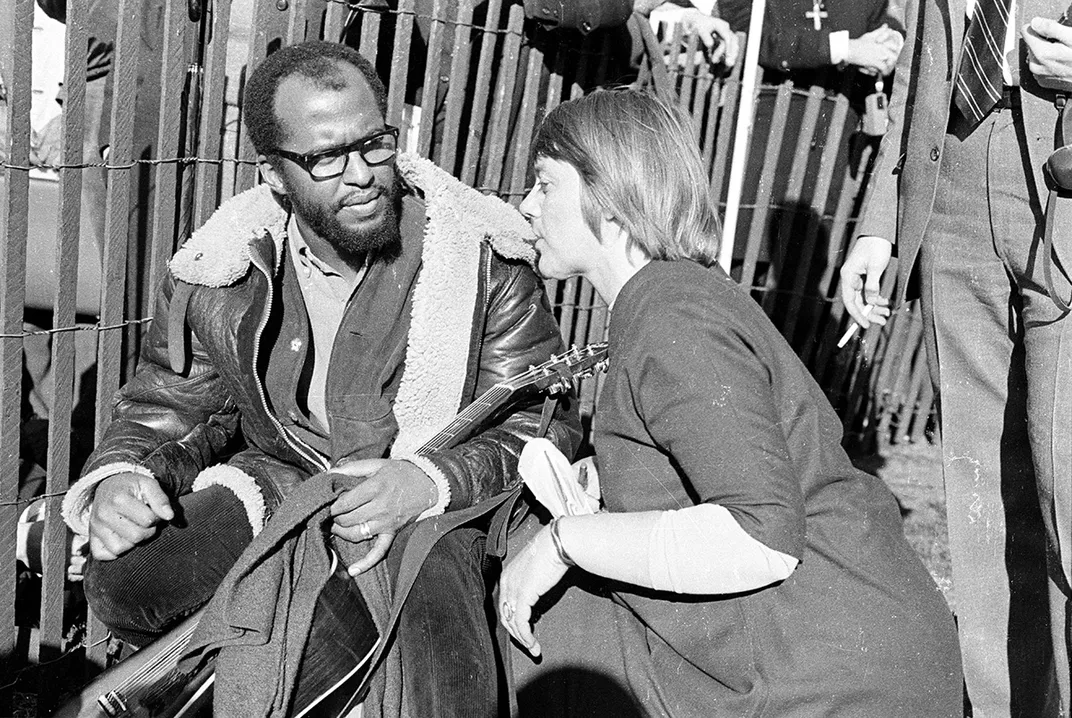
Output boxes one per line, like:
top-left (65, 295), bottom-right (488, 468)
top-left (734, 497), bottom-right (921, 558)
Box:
top-left (287, 212), bottom-right (345, 279)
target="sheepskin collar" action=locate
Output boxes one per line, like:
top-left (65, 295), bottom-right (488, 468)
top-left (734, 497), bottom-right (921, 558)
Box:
top-left (169, 153), bottom-right (534, 286)
top-left (168, 153), bottom-right (538, 459)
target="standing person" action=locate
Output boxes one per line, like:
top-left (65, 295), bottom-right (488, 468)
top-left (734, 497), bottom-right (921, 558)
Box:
top-left (719, 0), bottom-right (902, 80)
top-left (61, 40), bottom-right (580, 716)
top-left (839, 0), bottom-right (1072, 712)
top-left (502, 88), bottom-right (963, 717)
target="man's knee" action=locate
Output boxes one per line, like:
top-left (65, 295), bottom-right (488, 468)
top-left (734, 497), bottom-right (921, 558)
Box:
top-left (84, 484), bottom-right (254, 646)
top-left (84, 547), bottom-right (194, 647)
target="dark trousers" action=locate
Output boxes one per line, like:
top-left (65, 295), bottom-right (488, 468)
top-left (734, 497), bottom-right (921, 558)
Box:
top-left (84, 485), bottom-right (499, 717)
top-left (923, 103), bottom-right (1071, 717)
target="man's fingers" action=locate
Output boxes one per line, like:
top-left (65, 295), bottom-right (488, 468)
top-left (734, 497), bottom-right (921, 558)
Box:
top-left (330, 482), bottom-right (376, 517)
top-left (110, 494), bottom-right (162, 528)
top-left (89, 528), bottom-right (128, 561)
top-left (330, 459), bottom-right (384, 478)
top-left (138, 479), bottom-right (174, 522)
top-left (347, 533), bottom-right (394, 576)
top-left (1030, 15), bottom-right (1072, 42)
top-left (89, 537), bottom-right (118, 561)
top-left (101, 510), bottom-right (159, 544)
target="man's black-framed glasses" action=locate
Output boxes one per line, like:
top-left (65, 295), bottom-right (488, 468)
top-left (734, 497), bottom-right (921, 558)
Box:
top-left (271, 125), bottom-right (399, 179)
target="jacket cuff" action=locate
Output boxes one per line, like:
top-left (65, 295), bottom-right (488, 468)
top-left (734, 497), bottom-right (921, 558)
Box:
top-left (192, 464), bottom-right (267, 536)
top-left (62, 462), bottom-right (155, 537)
top-left (401, 455), bottom-right (451, 520)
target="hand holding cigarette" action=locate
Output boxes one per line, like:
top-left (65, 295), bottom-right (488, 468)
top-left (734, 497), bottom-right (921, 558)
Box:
top-left (838, 304), bottom-right (874, 348)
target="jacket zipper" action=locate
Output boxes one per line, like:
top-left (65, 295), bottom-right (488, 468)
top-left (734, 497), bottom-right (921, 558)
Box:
top-left (249, 251), bottom-right (331, 472)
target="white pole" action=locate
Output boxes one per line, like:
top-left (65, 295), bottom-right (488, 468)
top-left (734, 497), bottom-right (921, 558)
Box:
top-left (718, 0), bottom-right (766, 274)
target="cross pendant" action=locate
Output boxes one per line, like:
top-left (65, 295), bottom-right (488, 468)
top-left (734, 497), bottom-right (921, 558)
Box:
top-left (805, 0), bottom-right (828, 30)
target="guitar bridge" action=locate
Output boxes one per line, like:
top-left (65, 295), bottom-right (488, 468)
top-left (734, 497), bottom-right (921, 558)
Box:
top-left (97, 690), bottom-right (129, 717)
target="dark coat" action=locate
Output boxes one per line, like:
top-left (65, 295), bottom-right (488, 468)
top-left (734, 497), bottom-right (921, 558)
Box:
top-left (63, 154), bottom-right (581, 533)
top-left (595, 260), bottom-right (962, 717)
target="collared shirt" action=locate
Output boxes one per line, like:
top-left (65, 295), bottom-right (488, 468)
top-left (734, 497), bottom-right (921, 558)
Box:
top-left (966, 0), bottom-right (1019, 84)
top-left (286, 213), bottom-right (369, 431)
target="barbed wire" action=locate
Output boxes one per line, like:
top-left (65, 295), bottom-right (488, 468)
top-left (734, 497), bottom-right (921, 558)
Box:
top-left (1, 155), bottom-right (257, 173)
top-left (0, 317), bottom-right (153, 340)
top-left (326, 0), bottom-right (643, 58)
top-left (0, 489), bottom-right (73, 509)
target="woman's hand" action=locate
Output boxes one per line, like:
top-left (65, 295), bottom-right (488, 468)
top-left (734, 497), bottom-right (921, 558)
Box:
top-left (498, 524), bottom-right (572, 657)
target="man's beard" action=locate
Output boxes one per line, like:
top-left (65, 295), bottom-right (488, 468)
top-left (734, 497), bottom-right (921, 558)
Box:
top-left (290, 173), bottom-right (402, 264)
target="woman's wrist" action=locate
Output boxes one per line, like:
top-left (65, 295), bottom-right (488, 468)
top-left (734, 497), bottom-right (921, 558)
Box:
top-left (549, 516), bottom-right (576, 567)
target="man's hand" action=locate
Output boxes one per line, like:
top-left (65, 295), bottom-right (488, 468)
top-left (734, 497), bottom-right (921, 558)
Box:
top-left (30, 114), bottom-right (64, 168)
top-left (847, 25), bottom-right (903, 76)
top-left (839, 235), bottom-right (894, 327)
top-left (1024, 18), bottom-right (1072, 92)
top-left (498, 524), bottom-right (571, 658)
top-left (633, 0), bottom-right (665, 16)
top-left (329, 459), bottom-right (439, 576)
top-left (88, 473), bottom-right (174, 561)
top-left (677, 9), bottom-right (740, 66)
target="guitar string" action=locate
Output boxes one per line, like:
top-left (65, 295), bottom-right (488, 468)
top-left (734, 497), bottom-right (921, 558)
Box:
top-left (111, 623), bottom-right (198, 698)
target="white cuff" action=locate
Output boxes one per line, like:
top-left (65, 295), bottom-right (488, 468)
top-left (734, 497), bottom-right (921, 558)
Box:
top-left (401, 455), bottom-right (451, 521)
top-left (829, 30), bottom-right (849, 65)
top-left (192, 465), bottom-right (267, 536)
top-left (62, 462), bottom-right (155, 537)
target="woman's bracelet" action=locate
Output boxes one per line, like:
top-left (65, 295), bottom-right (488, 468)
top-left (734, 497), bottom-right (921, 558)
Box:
top-left (549, 516), bottom-right (576, 567)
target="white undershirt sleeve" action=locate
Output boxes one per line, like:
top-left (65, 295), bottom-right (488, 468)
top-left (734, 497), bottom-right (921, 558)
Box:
top-left (829, 30), bottom-right (850, 65)
top-left (646, 503), bottom-right (799, 594)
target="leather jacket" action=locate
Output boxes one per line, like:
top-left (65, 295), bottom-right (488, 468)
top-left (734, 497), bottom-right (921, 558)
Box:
top-left (64, 155), bottom-right (581, 533)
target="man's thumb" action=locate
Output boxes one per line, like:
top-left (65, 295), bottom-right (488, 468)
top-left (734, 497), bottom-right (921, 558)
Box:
top-left (140, 479), bottom-right (174, 521)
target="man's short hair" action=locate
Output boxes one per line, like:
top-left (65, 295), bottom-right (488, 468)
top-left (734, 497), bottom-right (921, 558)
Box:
top-left (532, 88), bottom-right (720, 266)
top-left (243, 41), bottom-right (388, 155)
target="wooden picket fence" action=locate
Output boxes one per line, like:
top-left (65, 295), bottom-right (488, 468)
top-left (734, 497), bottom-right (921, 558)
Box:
top-left (0, 0), bottom-right (936, 708)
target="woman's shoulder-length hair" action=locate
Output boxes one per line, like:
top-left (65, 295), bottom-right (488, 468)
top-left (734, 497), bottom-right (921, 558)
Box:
top-left (531, 87), bottom-right (721, 266)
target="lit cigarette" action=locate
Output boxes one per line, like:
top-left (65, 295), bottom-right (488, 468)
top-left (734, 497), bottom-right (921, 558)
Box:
top-left (837, 305), bottom-right (874, 349)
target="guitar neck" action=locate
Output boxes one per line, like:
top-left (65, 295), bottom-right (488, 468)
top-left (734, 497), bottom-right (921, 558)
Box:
top-left (416, 383), bottom-right (516, 456)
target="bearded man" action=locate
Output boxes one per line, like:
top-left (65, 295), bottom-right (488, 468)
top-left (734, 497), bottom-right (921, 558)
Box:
top-left (61, 40), bottom-right (579, 717)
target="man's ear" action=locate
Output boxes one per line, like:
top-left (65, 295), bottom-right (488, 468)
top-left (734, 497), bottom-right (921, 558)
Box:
top-left (258, 155), bottom-right (288, 197)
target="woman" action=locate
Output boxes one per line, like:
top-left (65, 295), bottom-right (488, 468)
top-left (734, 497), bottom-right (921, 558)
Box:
top-left (502, 88), bottom-right (962, 717)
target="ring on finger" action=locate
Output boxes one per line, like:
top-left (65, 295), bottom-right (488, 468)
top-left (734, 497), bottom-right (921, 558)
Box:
top-left (358, 521), bottom-right (372, 540)
top-left (501, 601), bottom-right (515, 621)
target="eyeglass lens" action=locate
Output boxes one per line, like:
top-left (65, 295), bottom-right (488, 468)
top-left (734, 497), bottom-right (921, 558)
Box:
top-left (309, 132), bottom-right (397, 178)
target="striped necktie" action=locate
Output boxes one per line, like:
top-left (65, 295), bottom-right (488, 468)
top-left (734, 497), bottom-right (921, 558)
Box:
top-left (953, 0), bottom-right (1011, 125)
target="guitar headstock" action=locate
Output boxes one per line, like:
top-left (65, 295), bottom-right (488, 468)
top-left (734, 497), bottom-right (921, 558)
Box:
top-left (518, 342), bottom-right (609, 395)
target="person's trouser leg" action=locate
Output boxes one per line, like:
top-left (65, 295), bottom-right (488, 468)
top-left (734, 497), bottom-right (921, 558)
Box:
top-left (397, 526), bottom-right (498, 718)
top-left (922, 106), bottom-right (1058, 718)
top-left (1005, 148), bottom-right (1072, 718)
top-left (83, 484), bottom-right (253, 647)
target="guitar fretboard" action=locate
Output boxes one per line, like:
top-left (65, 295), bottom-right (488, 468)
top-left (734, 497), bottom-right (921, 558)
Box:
top-left (417, 383), bottom-right (515, 455)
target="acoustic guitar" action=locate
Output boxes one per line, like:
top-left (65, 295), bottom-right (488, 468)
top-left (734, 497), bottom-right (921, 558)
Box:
top-left (55, 342), bottom-right (609, 718)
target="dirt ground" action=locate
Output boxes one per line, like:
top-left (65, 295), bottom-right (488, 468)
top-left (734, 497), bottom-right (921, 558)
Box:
top-left (852, 442), bottom-right (955, 610)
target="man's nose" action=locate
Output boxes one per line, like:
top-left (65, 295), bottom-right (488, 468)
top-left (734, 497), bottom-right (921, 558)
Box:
top-left (341, 150), bottom-right (374, 186)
